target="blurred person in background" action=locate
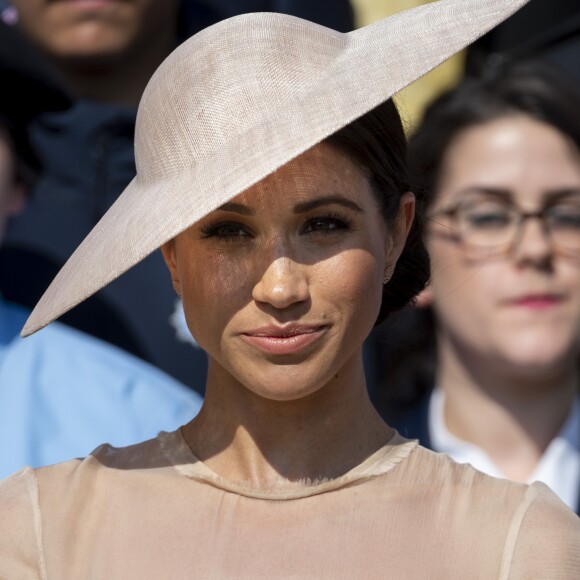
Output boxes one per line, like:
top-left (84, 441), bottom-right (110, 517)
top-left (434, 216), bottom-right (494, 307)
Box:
top-left (379, 61), bottom-right (580, 514)
top-left (465, 0), bottom-right (580, 82)
top-left (0, 19), bottom-right (202, 479)
top-left (0, 0), bottom-right (354, 395)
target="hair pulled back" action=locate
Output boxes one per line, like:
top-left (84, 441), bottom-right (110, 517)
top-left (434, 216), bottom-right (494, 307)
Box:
top-left (327, 99), bottom-right (430, 324)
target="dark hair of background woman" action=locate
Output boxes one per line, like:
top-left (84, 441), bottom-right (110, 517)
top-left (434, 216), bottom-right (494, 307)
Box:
top-left (374, 59), bottom-right (580, 420)
top-left (327, 99), bottom-right (430, 325)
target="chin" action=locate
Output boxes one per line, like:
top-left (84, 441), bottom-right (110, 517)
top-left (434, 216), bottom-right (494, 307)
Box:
top-left (497, 342), bottom-right (578, 378)
top-left (248, 375), bottom-right (328, 403)
top-left (52, 33), bottom-right (132, 64)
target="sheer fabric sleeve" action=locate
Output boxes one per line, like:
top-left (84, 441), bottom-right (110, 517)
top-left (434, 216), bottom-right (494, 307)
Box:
top-left (502, 482), bottom-right (580, 579)
top-left (0, 468), bottom-right (45, 579)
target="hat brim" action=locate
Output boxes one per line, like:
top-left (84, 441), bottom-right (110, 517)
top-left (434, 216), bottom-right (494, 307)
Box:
top-left (22, 0), bottom-right (530, 337)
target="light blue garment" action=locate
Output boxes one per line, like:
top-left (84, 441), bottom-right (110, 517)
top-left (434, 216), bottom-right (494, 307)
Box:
top-left (0, 298), bottom-right (203, 479)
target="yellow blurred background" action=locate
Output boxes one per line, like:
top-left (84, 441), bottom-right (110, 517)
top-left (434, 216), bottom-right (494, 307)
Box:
top-left (350, 0), bottom-right (465, 130)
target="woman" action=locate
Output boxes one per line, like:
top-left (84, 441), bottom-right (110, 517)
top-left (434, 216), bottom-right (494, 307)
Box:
top-left (384, 61), bottom-right (580, 513)
top-left (2, 3), bottom-right (578, 578)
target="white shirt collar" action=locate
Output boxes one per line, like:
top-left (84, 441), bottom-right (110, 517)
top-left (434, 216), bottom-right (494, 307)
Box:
top-left (429, 387), bottom-right (580, 511)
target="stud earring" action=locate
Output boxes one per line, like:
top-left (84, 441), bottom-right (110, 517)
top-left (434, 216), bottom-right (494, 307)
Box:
top-left (383, 266), bottom-right (394, 285)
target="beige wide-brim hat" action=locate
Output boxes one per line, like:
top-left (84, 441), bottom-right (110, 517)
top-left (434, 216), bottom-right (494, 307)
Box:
top-left (22, 0), bottom-right (530, 337)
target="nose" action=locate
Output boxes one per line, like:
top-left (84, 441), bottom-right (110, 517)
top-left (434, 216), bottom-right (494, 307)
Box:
top-left (252, 253), bottom-right (310, 310)
top-left (511, 216), bottom-right (553, 267)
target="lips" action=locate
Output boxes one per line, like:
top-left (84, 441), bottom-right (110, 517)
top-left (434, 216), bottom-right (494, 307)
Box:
top-left (51, 0), bottom-right (120, 9)
top-left (507, 294), bottom-right (565, 310)
top-left (240, 324), bottom-right (328, 356)
top-left (53, 0), bottom-right (119, 3)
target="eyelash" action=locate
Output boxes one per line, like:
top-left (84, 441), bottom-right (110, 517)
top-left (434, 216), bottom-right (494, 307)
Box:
top-left (301, 211), bottom-right (353, 234)
top-left (200, 212), bottom-right (353, 241)
top-left (200, 221), bottom-right (250, 241)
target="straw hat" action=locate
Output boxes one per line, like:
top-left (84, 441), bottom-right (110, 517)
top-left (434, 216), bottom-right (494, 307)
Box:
top-left (22, 0), bottom-right (530, 337)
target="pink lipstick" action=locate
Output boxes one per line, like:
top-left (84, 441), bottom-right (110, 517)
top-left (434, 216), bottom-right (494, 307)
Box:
top-left (241, 324), bottom-right (327, 356)
top-left (56, 0), bottom-right (119, 11)
top-left (509, 294), bottom-right (563, 311)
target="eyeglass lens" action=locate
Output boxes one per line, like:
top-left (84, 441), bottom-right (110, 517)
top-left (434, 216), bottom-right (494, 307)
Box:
top-left (451, 195), bottom-right (580, 256)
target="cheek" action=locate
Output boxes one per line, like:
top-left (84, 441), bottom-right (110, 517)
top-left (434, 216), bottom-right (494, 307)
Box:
top-left (429, 240), bottom-right (497, 299)
top-left (551, 262), bottom-right (580, 330)
top-left (178, 254), bottom-right (254, 343)
top-left (429, 244), bottom-right (498, 331)
top-left (429, 243), bottom-right (467, 292)
top-left (10, 1), bottom-right (40, 26)
top-left (320, 249), bottom-right (383, 319)
top-left (18, 4), bottom-right (73, 42)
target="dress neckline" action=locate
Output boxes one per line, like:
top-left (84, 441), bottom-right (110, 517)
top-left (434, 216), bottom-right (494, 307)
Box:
top-left (157, 428), bottom-right (418, 501)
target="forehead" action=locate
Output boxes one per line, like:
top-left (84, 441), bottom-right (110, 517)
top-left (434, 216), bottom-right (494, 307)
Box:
top-left (438, 115), bottom-right (580, 205)
top-left (229, 141), bottom-right (372, 209)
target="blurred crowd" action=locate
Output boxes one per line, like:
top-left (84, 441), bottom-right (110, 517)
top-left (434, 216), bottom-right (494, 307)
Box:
top-left (0, 0), bottom-right (578, 516)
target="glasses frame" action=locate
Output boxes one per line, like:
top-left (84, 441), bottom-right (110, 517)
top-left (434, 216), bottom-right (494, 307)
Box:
top-left (429, 198), bottom-right (580, 258)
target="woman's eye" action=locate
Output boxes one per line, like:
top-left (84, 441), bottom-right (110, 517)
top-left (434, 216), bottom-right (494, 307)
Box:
top-left (465, 211), bottom-right (511, 229)
top-left (302, 215), bottom-right (351, 234)
top-left (459, 203), bottom-right (512, 230)
top-left (548, 207), bottom-right (580, 230)
top-left (201, 222), bottom-right (251, 240)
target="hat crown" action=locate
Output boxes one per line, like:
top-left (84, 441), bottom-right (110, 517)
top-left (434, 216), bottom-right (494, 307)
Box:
top-left (23, 0), bottom-right (532, 337)
top-left (135, 13), bottom-right (345, 186)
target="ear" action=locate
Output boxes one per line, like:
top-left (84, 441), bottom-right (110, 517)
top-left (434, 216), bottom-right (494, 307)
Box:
top-left (385, 191), bottom-right (415, 262)
top-left (160, 239), bottom-right (181, 296)
top-left (414, 284), bottom-right (433, 308)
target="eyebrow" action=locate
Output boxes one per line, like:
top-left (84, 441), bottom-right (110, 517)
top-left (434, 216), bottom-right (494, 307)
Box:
top-left (543, 188), bottom-right (580, 202)
top-left (216, 195), bottom-right (364, 216)
top-left (453, 187), bottom-right (510, 200)
top-left (452, 186), bottom-right (580, 203)
top-left (216, 202), bottom-right (254, 215)
top-left (293, 195), bottom-right (364, 214)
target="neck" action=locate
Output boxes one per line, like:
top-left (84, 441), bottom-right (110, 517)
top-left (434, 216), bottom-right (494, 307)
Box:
top-left (436, 331), bottom-right (577, 482)
top-left (51, 25), bottom-right (175, 107)
top-left (182, 352), bottom-right (392, 488)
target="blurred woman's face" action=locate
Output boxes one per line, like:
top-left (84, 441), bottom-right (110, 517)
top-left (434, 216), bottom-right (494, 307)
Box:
top-left (428, 115), bottom-right (580, 377)
top-left (12, 0), bottom-right (178, 64)
top-left (163, 142), bottom-right (413, 401)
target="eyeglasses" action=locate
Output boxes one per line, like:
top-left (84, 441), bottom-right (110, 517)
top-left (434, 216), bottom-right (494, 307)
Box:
top-left (429, 194), bottom-right (580, 258)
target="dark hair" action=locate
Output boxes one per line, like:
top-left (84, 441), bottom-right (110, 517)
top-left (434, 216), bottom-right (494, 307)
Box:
top-left (326, 99), bottom-right (430, 325)
top-left (409, 59), bottom-right (580, 209)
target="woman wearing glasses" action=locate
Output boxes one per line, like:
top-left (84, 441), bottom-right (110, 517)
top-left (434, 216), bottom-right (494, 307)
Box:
top-left (384, 60), bottom-right (580, 514)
